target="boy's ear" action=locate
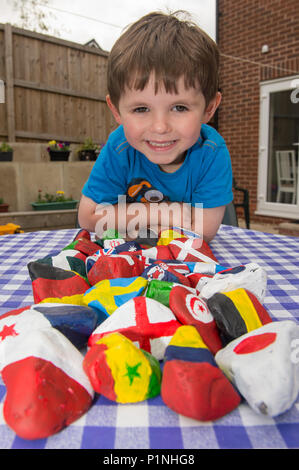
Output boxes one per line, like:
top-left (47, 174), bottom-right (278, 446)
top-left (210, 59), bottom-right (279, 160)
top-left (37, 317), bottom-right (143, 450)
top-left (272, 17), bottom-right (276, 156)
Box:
top-left (106, 95), bottom-right (122, 124)
top-left (203, 92), bottom-right (222, 123)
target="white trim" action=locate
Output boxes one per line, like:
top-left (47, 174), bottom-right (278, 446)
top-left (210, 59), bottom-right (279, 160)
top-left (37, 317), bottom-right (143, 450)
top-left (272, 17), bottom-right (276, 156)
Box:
top-left (257, 75), bottom-right (299, 219)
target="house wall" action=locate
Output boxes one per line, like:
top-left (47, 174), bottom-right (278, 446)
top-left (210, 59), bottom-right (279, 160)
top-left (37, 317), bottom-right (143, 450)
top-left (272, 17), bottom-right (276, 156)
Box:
top-left (217, 0), bottom-right (299, 224)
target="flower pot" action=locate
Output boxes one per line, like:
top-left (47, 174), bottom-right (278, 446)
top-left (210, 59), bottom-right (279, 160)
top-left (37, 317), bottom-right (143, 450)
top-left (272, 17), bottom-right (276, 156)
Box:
top-left (0, 203), bottom-right (9, 212)
top-left (0, 151), bottom-right (13, 161)
top-left (31, 200), bottom-right (78, 211)
top-left (78, 150), bottom-right (98, 161)
top-left (49, 150), bottom-right (70, 161)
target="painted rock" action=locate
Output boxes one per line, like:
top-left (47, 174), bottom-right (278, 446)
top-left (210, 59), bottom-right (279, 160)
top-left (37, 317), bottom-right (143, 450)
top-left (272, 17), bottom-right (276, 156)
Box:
top-left (105, 240), bottom-right (142, 254)
top-left (215, 320), bottom-right (299, 417)
top-left (88, 296), bottom-right (181, 360)
top-left (207, 288), bottom-right (272, 344)
top-left (83, 332), bottom-right (161, 403)
top-left (185, 272), bottom-right (213, 292)
top-left (1, 327), bottom-right (93, 440)
top-left (27, 262), bottom-right (90, 305)
top-left (142, 260), bottom-right (191, 286)
top-left (0, 303), bottom-right (99, 350)
top-left (161, 325), bottom-right (241, 421)
top-left (200, 263), bottom-right (267, 303)
top-left (87, 253), bottom-right (145, 285)
top-left (157, 228), bottom-right (186, 246)
top-left (139, 245), bottom-right (175, 260)
top-left (83, 276), bottom-right (148, 323)
top-left (103, 238), bottom-right (126, 250)
top-left (145, 279), bottom-right (174, 307)
top-left (64, 233), bottom-right (102, 256)
top-left (36, 249), bottom-right (87, 279)
top-left (168, 237), bottom-right (218, 263)
top-left (169, 285), bottom-right (223, 355)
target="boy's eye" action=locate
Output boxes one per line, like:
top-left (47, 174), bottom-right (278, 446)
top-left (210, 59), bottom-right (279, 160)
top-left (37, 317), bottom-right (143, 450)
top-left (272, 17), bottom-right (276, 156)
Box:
top-left (133, 106), bottom-right (149, 113)
top-left (173, 105), bottom-right (188, 112)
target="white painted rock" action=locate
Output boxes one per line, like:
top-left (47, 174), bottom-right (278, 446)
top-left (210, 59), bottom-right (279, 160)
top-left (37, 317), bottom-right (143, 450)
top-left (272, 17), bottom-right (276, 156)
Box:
top-left (200, 263), bottom-right (267, 303)
top-left (215, 320), bottom-right (299, 417)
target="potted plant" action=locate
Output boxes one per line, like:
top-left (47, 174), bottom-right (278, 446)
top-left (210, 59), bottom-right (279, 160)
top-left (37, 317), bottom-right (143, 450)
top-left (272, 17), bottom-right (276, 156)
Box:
top-left (0, 197), bottom-right (9, 212)
top-left (31, 190), bottom-right (78, 211)
top-left (0, 142), bottom-right (13, 161)
top-left (77, 137), bottom-right (103, 161)
top-left (47, 140), bottom-right (71, 161)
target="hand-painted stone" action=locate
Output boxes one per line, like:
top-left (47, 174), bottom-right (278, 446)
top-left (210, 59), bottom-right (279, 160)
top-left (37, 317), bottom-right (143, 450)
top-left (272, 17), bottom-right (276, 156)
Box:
top-left (139, 245), bottom-right (175, 260)
top-left (0, 327), bottom-right (93, 440)
top-left (157, 228), bottom-right (186, 246)
top-left (142, 260), bottom-right (191, 286)
top-left (27, 262), bottom-right (90, 305)
top-left (35, 249), bottom-right (87, 279)
top-left (161, 325), bottom-right (240, 421)
top-left (0, 303), bottom-right (99, 350)
top-left (88, 296), bottom-right (181, 360)
top-left (215, 320), bottom-right (299, 417)
top-left (83, 276), bottom-right (148, 323)
top-left (83, 332), bottom-right (162, 403)
top-left (200, 263), bottom-right (267, 303)
top-left (168, 237), bottom-right (218, 263)
top-left (145, 279), bottom-right (174, 307)
top-left (185, 272), bottom-right (213, 292)
top-left (63, 235), bottom-right (102, 256)
top-left (103, 238), bottom-right (126, 249)
top-left (105, 240), bottom-right (142, 254)
top-left (87, 253), bottom-right (145, 285)
top-left (207, 288), bottom-right (272, 344)
top-left (169, 286), bottom-right (223, 355)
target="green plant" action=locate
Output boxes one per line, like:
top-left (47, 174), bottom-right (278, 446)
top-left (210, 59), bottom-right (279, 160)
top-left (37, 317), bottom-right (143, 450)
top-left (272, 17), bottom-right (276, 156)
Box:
top-left (47, 140), bottom-right (70, 152)
top-left (78, 137), bottom-right (103, 153)
top-left (35, 190), bottom-right (73, 203)
top-left (0, 142), bottom-right (13, 152)
top-left (0, 197), bottom-right (4, 204)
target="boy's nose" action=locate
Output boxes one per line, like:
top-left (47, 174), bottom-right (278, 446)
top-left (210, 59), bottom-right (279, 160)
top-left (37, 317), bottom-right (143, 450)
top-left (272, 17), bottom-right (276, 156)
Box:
top-left (151, 113), bottom-right (171, 134)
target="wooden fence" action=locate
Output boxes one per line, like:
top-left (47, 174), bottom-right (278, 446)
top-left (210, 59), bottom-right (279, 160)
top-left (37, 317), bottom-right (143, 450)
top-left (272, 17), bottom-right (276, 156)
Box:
top-left (0, 23), bottom-right (115, 144)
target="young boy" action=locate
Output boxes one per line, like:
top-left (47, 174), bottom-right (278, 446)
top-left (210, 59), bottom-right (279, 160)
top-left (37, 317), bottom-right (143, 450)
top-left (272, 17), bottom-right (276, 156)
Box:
top-left (78, 11), bottom-right (233, 242)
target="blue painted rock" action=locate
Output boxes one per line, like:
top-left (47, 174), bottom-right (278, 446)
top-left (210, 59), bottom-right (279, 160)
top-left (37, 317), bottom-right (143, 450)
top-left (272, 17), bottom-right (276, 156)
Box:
top-left (0, 303), bottom-right (99, 349)
top-left (0, 326), bottom-right (93, 440)
top-left (27, 262), bottom-right (90, 305)
top-left (200, 263), bottom-right (267, 303)
top-left (84, 332), bottom-right (161, 403)
top-left (83, 276), bottom-right (148, 323)
top-left (207, 288), bottom-right (272, 344)
top-left (88, 296), bottom-right (181, 360)
top-left (169, 285), bottom-right (223, 355)
top-left (161, 325), bottom-right (241, 421)
top-left (142, 260), bottom-right (191, 286)
top-left (215, 320), bottom-right (299, 417)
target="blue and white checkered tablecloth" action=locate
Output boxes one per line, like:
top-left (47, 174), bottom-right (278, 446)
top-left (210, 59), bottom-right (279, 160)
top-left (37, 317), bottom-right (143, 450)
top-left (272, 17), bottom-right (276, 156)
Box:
top-left (0, 225), bottom-right (299, 450)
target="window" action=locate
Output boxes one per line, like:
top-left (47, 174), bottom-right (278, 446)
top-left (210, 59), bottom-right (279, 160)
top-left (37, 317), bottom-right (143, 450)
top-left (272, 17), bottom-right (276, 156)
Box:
top-left (257, 76), bottom-right (299, 219)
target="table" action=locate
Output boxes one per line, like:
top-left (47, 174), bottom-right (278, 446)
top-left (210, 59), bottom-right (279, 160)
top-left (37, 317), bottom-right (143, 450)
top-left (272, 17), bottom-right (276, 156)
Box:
top-left (0, 225), bottom-right (299, 450)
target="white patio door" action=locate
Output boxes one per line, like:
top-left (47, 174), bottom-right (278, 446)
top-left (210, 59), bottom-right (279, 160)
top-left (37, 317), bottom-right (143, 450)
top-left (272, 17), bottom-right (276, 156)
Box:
top-left (257, 76), bottom-right (299, 219)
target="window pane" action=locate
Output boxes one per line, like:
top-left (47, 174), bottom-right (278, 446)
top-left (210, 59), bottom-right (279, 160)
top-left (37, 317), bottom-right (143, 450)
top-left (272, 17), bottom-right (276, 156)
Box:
top-left (266, 89), bottom-right (299, 204)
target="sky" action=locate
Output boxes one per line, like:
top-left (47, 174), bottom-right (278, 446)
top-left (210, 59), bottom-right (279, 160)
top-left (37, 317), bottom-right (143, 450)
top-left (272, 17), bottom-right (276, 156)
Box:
top-left (0, 0), bottom-right (216, 51)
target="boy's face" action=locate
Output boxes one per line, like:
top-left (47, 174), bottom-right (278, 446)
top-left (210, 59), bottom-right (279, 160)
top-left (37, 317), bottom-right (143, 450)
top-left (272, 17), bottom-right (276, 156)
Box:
top-left (107, 75), bottom-right (221, 172)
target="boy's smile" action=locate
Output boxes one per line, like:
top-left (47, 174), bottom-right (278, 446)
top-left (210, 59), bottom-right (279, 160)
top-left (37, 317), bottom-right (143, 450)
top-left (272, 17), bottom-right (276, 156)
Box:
top-left (107, 75), bottom-right (221, 173)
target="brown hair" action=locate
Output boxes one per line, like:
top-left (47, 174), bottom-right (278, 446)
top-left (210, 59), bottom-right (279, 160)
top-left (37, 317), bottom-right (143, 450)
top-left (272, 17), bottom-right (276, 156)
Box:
top-left (107, 11), bottom-right (219, 109)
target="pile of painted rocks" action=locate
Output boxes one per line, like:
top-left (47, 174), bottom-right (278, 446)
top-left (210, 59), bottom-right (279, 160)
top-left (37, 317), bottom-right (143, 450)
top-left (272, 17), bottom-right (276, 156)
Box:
top-left (1, 227), bottom-right (299, 440)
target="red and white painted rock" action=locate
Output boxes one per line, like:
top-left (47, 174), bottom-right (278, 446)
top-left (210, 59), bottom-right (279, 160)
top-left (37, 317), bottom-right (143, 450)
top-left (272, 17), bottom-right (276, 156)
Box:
top-left (88, 296), bottom-right (181, 360)
top-left (0, 323), bottom-right (93, 440)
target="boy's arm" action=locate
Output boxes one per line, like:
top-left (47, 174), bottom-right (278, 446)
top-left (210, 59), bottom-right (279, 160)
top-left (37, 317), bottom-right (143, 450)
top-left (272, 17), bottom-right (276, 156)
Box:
top-left (78, 195), bottom-right (225, 242)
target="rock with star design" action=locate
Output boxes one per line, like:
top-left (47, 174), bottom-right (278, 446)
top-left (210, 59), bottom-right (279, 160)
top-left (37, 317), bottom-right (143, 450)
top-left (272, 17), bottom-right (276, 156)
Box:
top-left (83, 332), bottom-right (162, 403)
top-left (0, 313), bottom-right (94, 440)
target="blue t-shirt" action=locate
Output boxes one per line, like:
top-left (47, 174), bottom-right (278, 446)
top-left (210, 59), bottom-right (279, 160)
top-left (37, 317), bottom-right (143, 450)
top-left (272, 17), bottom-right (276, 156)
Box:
top-left (82, 124), bottom-right (233, 208)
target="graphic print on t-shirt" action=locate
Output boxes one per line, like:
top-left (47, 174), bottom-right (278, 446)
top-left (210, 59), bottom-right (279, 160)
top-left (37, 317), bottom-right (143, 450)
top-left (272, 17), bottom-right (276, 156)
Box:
top-left (126, 178), bottom-right (169, 203)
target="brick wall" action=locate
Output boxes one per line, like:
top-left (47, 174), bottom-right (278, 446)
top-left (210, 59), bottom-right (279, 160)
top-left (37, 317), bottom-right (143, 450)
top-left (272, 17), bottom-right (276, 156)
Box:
top-left (217, 0), bottom-right (299, 224)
